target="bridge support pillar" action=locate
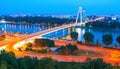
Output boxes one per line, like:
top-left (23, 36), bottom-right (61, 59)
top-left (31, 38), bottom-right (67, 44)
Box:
top-left (76, 7), bottom-right (84, 24)
top-left (62, 29), bottom-right (65, 37)
top-left (68, 28), bottom-right (71, 34)
top-left (72, 27), bottom-right (75, 32)
top-left (55, 31), bottom-right (57, 38)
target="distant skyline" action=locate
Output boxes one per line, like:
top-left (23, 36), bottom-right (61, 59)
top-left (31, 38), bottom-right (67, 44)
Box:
top-left (0, 0), bottom-right (120, 15)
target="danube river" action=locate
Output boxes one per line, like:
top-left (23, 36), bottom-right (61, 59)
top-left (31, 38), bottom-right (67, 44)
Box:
top-left (0, 23), bottom-right (120, 46)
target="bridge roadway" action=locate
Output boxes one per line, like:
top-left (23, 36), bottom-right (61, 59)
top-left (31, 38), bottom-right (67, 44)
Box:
top-left (1, 22), bottom-right (120, 65)
top-left (0, 22), bottom-right (86, 50)
top-left (13, 22), bottom-right (86, 49)
top-left (26, 22), bottom-right (86, 38)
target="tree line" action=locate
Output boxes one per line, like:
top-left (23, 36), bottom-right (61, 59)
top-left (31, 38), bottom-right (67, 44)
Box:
top-left (57, 44), bottom-right (79, 55)
top-left (0, 16), bottom-right (75, 25)
top-left (0, 50), bottom-right (120, 69)
top-left (70, 32), bottom-right (120, 47)
top-left (86, 17), bottom-right (120, 28)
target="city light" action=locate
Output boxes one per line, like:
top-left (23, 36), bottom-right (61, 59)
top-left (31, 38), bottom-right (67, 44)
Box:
top-left (0, 0), bottom-right (120, 68)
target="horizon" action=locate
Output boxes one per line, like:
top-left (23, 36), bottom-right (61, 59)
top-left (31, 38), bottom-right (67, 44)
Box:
top-left (0, 0), bottom-right (120, 15)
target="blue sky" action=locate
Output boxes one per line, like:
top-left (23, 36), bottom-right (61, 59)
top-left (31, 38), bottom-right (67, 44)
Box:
top-left (0, 0), bottom-right (120, 15)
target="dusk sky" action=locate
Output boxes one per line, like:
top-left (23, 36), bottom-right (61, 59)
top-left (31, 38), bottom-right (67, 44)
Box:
top-left (0, 0), bottom-right (120, 15)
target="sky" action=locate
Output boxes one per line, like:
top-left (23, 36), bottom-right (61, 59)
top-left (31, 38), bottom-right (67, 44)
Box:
top-left (0, 0), bottom-right (120, 15)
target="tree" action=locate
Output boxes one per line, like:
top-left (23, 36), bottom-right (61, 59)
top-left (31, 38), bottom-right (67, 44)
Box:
top-left (96, 40), bottom-right (100, 46)
top-left (34, 38), bottom-right (55, 47)
top-left (0, 60), bottom-right (7, 69)
top-left (25, 42), bottom-right (33, 51)
top-left (17, 58), bottom-right (27, 69)
top-left (45, 58), bottom-right (55, 69)
top-left (64, 63), bottom-right (72, 69)
top-left (58, 44), bottom-right (78, 55)
top-left (116, 35), bottom-right (120, 45)
top-left (0, 51), bottom-right (18, 69)
top-left (72, 63), bottom-right (82, 69)
top-left (57, 62), bottom-right (66, 69)
top-left (58, 46), bottom-right (66, 55)
top-left (70, 32), bottom-right (78, 41)
top-left (45, 39), bottom-right (55, 47)
top-left (83, 32), bottom-right (94, 45)
top-left (86, 58), bottom-right (112, 69)
top-left (39, 58), bottom-right (54, 69)
top-left (102, 34), bottom-right (113, 46)
top-left (0, 35), bottom-right (6, 41)
top-left (34, 38), bottom-right (44, 47)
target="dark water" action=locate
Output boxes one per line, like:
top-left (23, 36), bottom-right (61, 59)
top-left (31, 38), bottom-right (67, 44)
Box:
top-left (75, 27), bottom-right (120, 46)
top-left (0, 23), bottom-right (54, 34)
top-left (0, 23), bottom-right (120, 46)
top-left (42, 28), bottom-right (69, 39)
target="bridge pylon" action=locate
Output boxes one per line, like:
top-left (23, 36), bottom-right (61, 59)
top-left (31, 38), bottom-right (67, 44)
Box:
top-left (76, 7), bottom-right (85, 24)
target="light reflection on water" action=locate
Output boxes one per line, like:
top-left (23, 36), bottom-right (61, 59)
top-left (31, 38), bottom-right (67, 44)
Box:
top-left (0, 23), bottom-right (54, 34)
top-left (75, 27), bottom-right (120, 46)
top-left (0, 23), bottom-right (120, 46)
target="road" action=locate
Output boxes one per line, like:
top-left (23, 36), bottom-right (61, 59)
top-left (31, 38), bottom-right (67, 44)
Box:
top-left (13, 39), bottom-right (120, 66)
top-left (0, 23), bottom-right (120, 66)
top-left (56, 40), bottom-right (120, 65)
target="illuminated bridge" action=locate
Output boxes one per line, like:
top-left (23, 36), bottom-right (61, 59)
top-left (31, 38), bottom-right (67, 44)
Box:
top-left (0, 7), bottom-right (104, 50)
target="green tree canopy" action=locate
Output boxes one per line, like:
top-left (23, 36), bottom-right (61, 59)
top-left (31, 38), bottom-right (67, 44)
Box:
top-left (83, 32), bottom-right (94, 44)
top-left (34, 38), bottom-right (55, 47)
top-left (57, 44), bottom-right (78, 55)
top-left (86, 58), bottom-right (112, 69)
top-left (70, 32), bottom-right (78, 41)
top-left (116, 35), bottom-right (120, 45)
top-left (102, 34), bottom-right (113, 46)
top-left (0, 50), bottom-right (118, 69)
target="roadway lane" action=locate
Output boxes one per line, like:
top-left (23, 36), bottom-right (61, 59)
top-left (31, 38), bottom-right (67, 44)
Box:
top-left (1, 23), bottom-right (120, 65)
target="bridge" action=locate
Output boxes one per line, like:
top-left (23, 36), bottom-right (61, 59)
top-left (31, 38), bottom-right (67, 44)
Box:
top-left (0, 7), bottom-right (104, 50)
top-left (11, 7), bottom-right (87, 49)
top-left (1, 7), bottom-right (119, 66)
top-left (13, 22), bottom-right (86, 49)
top-left (0, 19), bottom-right (16, 24)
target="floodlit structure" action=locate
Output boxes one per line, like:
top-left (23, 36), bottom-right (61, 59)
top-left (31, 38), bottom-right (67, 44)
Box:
top-left (76, 7), bottom-right (85, 23)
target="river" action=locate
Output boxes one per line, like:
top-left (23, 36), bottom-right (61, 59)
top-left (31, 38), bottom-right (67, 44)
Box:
top-left (0, 23), bottom-right (120, 46)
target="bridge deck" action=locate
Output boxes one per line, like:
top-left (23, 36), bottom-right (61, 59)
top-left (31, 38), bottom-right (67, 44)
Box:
top-left (26, 22), bottom-right (86, 39)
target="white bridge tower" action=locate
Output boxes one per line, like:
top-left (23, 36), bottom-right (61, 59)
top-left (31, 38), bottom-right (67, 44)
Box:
top-left (76, 7), bottom-right (85, 24)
